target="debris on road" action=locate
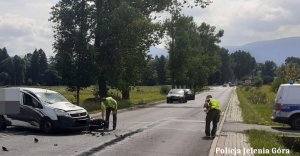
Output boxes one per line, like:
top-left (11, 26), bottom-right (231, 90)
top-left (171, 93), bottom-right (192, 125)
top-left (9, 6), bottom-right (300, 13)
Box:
top-left (34, 138), bottom-right (39, 143)
top-left (54, 144), bottom-right (58, 146)
top-left (2, 146), bottom-right (8, 152)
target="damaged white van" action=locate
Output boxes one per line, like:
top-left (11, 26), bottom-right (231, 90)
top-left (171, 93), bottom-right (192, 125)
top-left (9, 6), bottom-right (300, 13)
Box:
top-left (0, 87), bottom-right (90, 133)
top-left (272, 84), bottom-right (300, 129)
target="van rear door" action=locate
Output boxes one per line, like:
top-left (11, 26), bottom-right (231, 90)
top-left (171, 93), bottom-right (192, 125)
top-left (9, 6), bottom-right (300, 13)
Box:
top-left (6, 91), bottom-right (44, 128)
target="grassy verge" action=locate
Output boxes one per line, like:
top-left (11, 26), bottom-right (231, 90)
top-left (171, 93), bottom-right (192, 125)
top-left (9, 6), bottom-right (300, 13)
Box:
top-left (245, 130), bottom-right (300, 156)
top-left (42, 85), bottom-right (167, 113)
top-left (237, 85), bottom-right (285, 126)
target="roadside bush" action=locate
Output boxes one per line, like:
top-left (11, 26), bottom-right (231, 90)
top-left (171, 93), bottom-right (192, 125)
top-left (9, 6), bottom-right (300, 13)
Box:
top-left (244, 86), bottom-right (251, 91)
top-left (81, 98), bottom-right (100, 112)
top-left (253, 77), bottom-right (263, 87)
top-left (91, 85), bottom-right (99, 98)
top-left (271, 78), bottom-right (285, 92)
top-left (248, 91), bottom-right (268, 104)
top-left (118, 100), bottom-right (133, 109)
top-left (160, 86), bottom-right (171, 94)
top-left (262, 75), bottom-right (274, 84)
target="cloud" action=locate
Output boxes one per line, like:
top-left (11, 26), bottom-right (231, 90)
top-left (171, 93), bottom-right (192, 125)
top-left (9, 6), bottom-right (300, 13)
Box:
top-left (180, 0), bottom-right (300, 46)
top-left (0, 13), bottom-right (54, 57)
top-left (0, 0), bottom-right (57, 57)
top-left (1, 0), bottom-right (300, 57)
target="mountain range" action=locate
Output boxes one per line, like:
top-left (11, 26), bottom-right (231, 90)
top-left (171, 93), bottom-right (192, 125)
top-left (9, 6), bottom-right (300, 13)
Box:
top-left (149, 37), bottom-right (300, 64)
top-left (225, 37), bottom-right (300, 64)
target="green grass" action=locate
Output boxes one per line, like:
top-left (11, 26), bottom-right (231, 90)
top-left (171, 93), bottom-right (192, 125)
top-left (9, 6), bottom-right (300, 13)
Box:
top-left (245, 130), bottom-right (300, 156)
top-left (41, 85), bottom-right (167, 113)
top-left (237, 85), bottom-right (286, 126)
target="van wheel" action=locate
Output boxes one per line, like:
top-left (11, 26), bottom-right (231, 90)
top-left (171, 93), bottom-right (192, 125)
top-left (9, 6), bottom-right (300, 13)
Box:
top-left (0, 116), bottom-right (7, 131)
top-left (291, 116), bottom-right (300, 130)
top-left (41, 119), bottom-right (53, 134)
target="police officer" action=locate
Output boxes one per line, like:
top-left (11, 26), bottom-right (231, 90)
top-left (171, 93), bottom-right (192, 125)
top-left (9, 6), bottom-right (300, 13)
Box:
top-left (101, 97), bottom-right (118, 130)
top-left (204, 95), bottom-right (221, 138)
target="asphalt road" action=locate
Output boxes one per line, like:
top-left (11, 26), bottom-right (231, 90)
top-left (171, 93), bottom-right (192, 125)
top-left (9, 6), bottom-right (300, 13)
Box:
top-left (0, 86), bottom-right (233, 156)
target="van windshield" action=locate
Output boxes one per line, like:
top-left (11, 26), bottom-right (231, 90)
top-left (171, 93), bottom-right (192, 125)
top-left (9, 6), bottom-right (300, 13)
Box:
top-left (36, 92), bottom-right (69, 104)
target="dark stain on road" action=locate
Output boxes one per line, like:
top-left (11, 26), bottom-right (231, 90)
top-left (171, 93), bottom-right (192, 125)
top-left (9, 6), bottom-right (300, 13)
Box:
top-left (76, 119), bottom-right (168, 156)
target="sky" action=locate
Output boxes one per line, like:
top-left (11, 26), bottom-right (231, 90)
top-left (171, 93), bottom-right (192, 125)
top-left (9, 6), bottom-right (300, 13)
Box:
top-left (1, 0), bottom-right (300, 57)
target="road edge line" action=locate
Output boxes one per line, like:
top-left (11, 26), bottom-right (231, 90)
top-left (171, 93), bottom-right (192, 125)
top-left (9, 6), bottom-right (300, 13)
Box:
top-left (208, 87), bottom-right (235, 156)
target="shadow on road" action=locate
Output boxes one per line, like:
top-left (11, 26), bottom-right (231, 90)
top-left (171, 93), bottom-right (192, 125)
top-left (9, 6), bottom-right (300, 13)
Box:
top-left (202, 136), bottom-right (214, 140)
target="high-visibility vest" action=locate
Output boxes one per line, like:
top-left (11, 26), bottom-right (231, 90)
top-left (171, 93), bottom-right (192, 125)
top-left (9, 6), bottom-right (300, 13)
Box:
top-left (209, 98), bottom-right (220, 110)
top-left (102, 97), bottom-right (118, 110)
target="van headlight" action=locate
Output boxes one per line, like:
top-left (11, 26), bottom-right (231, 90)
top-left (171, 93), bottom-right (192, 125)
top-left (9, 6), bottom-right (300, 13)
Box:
top-left (54, 109), bottom-right (71, 117)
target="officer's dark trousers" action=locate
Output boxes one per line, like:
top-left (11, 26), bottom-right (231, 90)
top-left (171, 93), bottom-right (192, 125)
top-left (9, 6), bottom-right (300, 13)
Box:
top-left (205, 109), bottom-right (220, 136)
top-left (105, 107), bottom-right (117, 129)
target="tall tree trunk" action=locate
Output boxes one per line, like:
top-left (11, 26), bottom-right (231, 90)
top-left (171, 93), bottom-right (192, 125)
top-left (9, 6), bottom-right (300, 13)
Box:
top-left (98, 76), bottom-right (108, 98)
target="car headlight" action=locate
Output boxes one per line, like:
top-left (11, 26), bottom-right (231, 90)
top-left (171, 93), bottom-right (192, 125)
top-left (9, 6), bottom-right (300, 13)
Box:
top-left (54, 109), bottom-right (70, 117)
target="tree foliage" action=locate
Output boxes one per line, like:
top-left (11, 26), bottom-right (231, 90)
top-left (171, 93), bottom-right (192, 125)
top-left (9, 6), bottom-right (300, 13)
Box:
top-left (285, 57), bottom-right (300, 66)
top-left (155, 55), bottom-right (167, 85)
top-left (230, 50), bottom-right (256, 80)
top-left (209, 48), bottom-right (234, 84)
top-left (260, 60), bottom-right (277, 84)
top-left (166, 13), bottom-right (223, 90)
top-left (30, 49), bottom-right (48, 85)
top-left (50, 0), bottom-right (94, 104)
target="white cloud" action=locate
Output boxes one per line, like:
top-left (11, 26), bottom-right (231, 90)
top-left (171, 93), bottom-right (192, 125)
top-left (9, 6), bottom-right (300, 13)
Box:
top-left (181, 0), bottom-right (300, 46)
top-left (0, 0), bottom-right (57, 57)
top-left (1, 0), bottom-right (300, 57)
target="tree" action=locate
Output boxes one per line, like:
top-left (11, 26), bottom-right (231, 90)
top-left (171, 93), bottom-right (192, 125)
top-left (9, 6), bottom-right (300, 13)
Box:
top-left (12, 55), bottom-right (25, 85)
top-left (50, 0), bottom-right (213, 99)
top-left (155, 55), bottom-right (167, 85)
top-left (93, 0), bottom-right (212, 98)
top-left (43, 68), bottom-right (61, 86)
top-left (261, 60), bottom-right (277, 84)
top-left (0, 57), bottom-right (14, 85)
top-left (142, 56), bottom-right (158, 85)
top-left (285, 57), bottom-right (300, 66)
top-left (284, 63), bottom-right (300, 82)
top-left (0, 72), bottom-right (9, 86)
top-left (23, 53), bottom-right (33, 85)
top-left (0, 48), bottom-right (10, 77)
top-left (113, 1), bottom-right (164, 99)
top-left (230, 50), bottom-right (256, 80)
top-left (38, 49), bottom-right (48, 81)
top-left (0, 48), bottom-right (9, 63)
top-left (166, 13), bottom-right (223, 90)
top-left (30, 49), bottom-right (48, 85)
top-left (50, 0), bottom-right (94, 105)
top-left (219, 48), bottom-right (234, 83)
top-left (30, 50), bottom-right (40, 84)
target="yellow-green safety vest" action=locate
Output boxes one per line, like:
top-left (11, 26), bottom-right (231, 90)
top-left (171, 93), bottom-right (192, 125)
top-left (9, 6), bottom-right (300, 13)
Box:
top-left (101, 97), bottom-right (118, 110)
top-left (209, 98), bottom-right (221, 110)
